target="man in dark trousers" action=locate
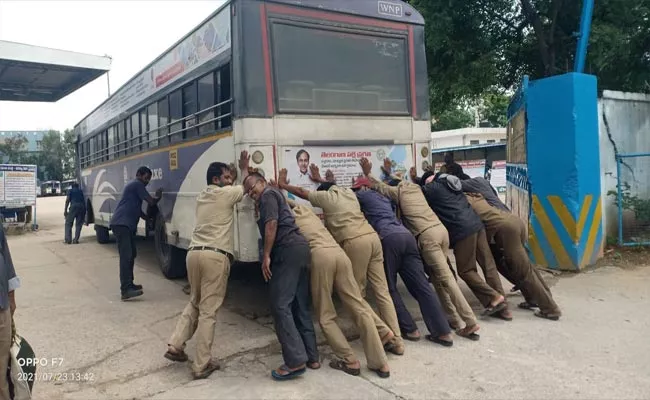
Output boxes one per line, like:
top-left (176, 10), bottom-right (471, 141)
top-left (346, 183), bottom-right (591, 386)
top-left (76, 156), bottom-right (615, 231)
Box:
top-left (64, 182), bottom-right (86, 244)
top-left (352, 176), bottom-right (454, 347)
top-left (110, 166), bottom-right (162, 300)
top-left (243, 172), bottom-right (319, 381)
top-left (418, 171), bottom-right (510, 319)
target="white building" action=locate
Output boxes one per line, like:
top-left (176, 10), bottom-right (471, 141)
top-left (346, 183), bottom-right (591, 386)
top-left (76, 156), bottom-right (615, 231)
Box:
top-left (431, 127), bottom-right (507, 149)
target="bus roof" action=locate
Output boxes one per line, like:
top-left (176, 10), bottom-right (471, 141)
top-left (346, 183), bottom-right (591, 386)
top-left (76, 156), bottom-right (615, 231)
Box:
top-left (74, 0), bottom-right (423, 137)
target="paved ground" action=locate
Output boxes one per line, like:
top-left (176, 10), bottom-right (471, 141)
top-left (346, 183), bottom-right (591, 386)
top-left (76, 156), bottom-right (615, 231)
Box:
top-left (8, 196), bottom-right (650, 399)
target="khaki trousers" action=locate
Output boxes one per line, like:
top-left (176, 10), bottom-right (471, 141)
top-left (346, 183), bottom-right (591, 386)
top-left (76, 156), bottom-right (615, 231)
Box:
top-left (169, 250), bottom-right (230, 373)
top-left (454, 229), bottom-right (505, 307)
top-left (418, 225), bottom-right (477, 329)
top-left (494, 218), bottom-right (561, 315)
top-left (311, 247), bottom-right (388, 369)
top-left (0, 308), bottom-right (11, 400)
top-left (342, 233), bottom-right (403, 347)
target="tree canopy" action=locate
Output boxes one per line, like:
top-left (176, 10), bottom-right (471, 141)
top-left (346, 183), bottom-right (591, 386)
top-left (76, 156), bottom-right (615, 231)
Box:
top-left (408, 0), bottom-right (650, 128)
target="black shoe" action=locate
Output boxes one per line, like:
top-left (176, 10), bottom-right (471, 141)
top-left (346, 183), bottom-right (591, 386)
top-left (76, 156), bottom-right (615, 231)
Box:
top-left (132, 283), bottom-right (143, 290)
top-left (72, 239), bottom-right (79, 244)
top-left (121, 289), bottom-right (143, 301)
top-left (64, 240), bottom-right (71, 244)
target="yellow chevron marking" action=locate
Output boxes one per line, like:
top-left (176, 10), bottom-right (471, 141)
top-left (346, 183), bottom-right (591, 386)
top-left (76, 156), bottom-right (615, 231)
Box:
top-left (532, 195), bottom-right (573, 268)
top-left (528, 228), bottom-right (548, 267)
top-left (576, 195), bottom-right (593, 243)
top-left (581, 198), bottom-right (602, 267)
top-left (548, 195), bottom-right (576, 242)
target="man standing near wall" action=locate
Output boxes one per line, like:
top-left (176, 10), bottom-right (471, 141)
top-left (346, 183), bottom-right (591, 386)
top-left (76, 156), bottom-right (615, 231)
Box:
top-left (64, 182), bottom-right (86, 244)
top-left (110, 167), bottom-right (162, 301)
top-left (243, 172), bottom-right (319, 381)
top-left (0, 224), bottom-right (19, 400)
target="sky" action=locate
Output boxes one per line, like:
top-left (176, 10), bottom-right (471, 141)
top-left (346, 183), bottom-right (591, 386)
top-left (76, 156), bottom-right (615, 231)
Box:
top-left (0, 0), bottom-right (224, 132)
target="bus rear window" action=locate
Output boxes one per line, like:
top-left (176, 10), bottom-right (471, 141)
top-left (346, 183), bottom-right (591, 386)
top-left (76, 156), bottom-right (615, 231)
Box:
top-left (270, 22), bottom-right (409, 115)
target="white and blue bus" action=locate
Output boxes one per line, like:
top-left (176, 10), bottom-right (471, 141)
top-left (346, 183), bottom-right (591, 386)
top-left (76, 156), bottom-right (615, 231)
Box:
top-left (75, 0), bottom-right (432, 279)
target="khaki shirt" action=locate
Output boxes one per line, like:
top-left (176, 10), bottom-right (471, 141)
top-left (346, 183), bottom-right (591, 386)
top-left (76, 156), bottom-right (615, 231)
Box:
top-left (368, 174), bottom-right (441, 236)
top-left (307, 186), bottom-right (376, 243)
top-left (465, 193), bottom-right (509, 239)
top-left (291, 204), bottom-right (340, 250)
top-left (189, 185), bottom-right (244, 255)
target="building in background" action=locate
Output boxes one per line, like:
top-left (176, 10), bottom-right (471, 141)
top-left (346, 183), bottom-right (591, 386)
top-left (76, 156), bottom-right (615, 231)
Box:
top-left (0, 130), bottom-right (46, 161)
top-left (431, 127), bottom-right (506, 149)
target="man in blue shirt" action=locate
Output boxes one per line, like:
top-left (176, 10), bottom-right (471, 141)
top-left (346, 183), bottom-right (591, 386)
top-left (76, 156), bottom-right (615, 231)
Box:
top-left (64, 182), bottom-right (86, 244)
top-left (110, 166), bottom-right (162, 300)
top-left (352, 176), bottom-right (453, 347)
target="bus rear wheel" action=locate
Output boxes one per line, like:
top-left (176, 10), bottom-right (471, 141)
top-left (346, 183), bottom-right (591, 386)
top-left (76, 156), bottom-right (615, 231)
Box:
top-left (154, 213), bottom-right (187, 279)
top-left (95, 225), bottom-right (111, 244)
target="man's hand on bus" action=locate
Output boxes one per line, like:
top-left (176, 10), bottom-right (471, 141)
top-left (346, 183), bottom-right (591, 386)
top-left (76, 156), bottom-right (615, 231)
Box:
top-left (278, 169), bottom-right (289, 188)
top-left (239, 150), bottom-right (250, 173)
top-left (155, 188), bottom-right (163, 199)
top-left (382, 158), bottom-right (393, 176)
top-left (325, 169), bottom-right (335, 183)
top-left (309, 164), bottom-right (323, 183)
top-left (268, 179), bottom-right (279, 189)
top-left (359, 157), bottom-right (372, 176)
top-left (409, 167), bottom-right (418, 182)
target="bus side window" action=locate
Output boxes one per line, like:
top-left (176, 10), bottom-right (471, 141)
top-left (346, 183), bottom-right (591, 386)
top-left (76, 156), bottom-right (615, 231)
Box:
top-left (218, 64), bottom-right (232, 129)
top-left (147, 103), bottom-right (158, 149)
top-left (108, 125), bottom-right (115, 160)
top-left (124, 118), bottom-right (132, 156)
top-left (158, 97), bottom-right (170, 146)
top-left (139, 108), bottom-right (147, 151)
top-left (130, 113), bottom-right (140, 155)
top-left (183, 81), bottom-right (198, 139)
top-left (197, 72), bottom-right (215, 135)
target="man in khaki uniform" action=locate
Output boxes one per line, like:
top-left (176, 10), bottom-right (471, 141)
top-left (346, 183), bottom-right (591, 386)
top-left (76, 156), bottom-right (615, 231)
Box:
top-left (164, 151), bottom-right (249, 380)
top-left (278, 167), bottom-right (405, 355)
top-left (464, 192), bottom-right (562, 320)
top-left (283, 196), bottom-right (391, 378)
top-left (360, 158), bottom-right (480, 340)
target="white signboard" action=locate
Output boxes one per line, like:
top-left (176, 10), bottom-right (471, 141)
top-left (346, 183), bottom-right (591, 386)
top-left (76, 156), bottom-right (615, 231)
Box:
top-left (0, 165), bottom-right (37, 207)
top-left (282, 144), bottom-right (414, 215)
top-left (82, 5), bottom-right (231, 135)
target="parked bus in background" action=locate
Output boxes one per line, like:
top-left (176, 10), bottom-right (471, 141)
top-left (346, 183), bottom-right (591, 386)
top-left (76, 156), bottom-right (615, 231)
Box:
top-left (62, 179), bottom-right (77, 196)
top-left (74, 0), bottom-right (431, 279)
top-left (40, 180), bottom-right (61, 197)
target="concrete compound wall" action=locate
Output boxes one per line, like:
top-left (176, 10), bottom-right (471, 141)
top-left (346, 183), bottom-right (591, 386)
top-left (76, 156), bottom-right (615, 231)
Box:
top-left (598, 90), bottom-right (650, 240)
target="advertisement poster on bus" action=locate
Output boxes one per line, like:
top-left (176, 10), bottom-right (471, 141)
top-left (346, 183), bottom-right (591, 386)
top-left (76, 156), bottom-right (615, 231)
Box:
top-left (83, 5), bottom-right (231, 135)
top-left (0, 164), bottom-right (37, 207)
top-left (281, 145), bottom-right (413, 215)
top-left (434, 159), bottom-right (487, 178)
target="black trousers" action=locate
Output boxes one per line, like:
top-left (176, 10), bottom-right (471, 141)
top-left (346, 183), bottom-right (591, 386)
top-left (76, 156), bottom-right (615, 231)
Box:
top-left (382, 232), bottom-right (451, 337)
top-left (269, 243), bottom-right (319, 368)
top-left (112, 225), bottom-right (137, 293)
top-left (64, 203), bottom-right (85, 242)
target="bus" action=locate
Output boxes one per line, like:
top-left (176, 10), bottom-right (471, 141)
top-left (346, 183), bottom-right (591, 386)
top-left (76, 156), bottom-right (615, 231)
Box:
top-left (74, 0), bottom-right (431, 279)
top-left (62, 179), bottom-right (77, 196)
top-left (40, 181), bottom-right (61, 197)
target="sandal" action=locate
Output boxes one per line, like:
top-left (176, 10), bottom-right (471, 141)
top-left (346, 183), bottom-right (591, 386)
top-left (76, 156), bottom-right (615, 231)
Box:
top-left (164, 347), bottom-right (188, 362)
top-left (425, 335), bottom-right (453, 347)
top-left (383, 341), bottom-right (405, 356)
top-left (271, 364), bottom-right (306, 381)
top-left (535, 310), bottom-right (560, 321)
top-left (456, 325), bottom-right (480, 341)
top-left (193, 360), bottom-right (221, 380)
top-left (518, 301), bottom-right (538, 310)
top-left (329, 359), bottom-right (360, 376)
top-left (404, 331), bottom-right (421, 342)
top-left (307, 360), bottom-right (321, 370)
top-left (492, 308), bottom-right (513, 321)
top-left (369, 367), bottom-right (390, 379)
top-left (482, 300), bottom-right (507, 317)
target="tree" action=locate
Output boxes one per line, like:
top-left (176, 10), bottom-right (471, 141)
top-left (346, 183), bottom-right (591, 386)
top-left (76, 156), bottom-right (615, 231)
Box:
top-left (476, 90), bottom-right (510, 127)
top-left (62, 129), bottom-right (77, 180)
top-left (431, 106), bottom-right (474, 132)
top-left (36, 130), bottom-right (64, 182)
top-left (0, 135), bottom-right (29, 163)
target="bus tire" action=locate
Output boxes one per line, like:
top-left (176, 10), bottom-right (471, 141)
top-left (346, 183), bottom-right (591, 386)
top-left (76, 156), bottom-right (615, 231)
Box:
top-left (154, 213), bottom-right (187, 279)
top-left (95, 225), bottom-right (111, 244)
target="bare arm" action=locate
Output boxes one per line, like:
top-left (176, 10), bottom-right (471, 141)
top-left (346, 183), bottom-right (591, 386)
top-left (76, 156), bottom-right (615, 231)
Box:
top-left (263, 220), bottom-right (278, 260)
top-left (360, 157), bottom-right (399, 201)
top-left (278, 168), bottom-right (311, 200)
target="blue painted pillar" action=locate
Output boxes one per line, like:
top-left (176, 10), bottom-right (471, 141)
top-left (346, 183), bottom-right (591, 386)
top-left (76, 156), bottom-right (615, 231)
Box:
top-left (525, 72), bottom-right (603, 270)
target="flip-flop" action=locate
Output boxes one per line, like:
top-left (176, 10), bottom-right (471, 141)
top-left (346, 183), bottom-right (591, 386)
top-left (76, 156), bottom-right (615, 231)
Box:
top-left (329, 359), bottom-right (360, 376)
top-left (482, 300), bottom-right (507, 317)
top-left (425, 335), bottom-right (453, 347)
top-left (369, 367), bottom-right (390, 379)
top-left (271, 364), bottom-right (306, 381)
top-left (164, 348), bottom-right (188, 362)
top-left (456, 325), bottom-right (480, 341)
top-left (518, 301), bottom-right (538, 310)
top-left (404, 332), bottom-right (421, 342)
top-left (492, 309), bottom-right (513, 321)
top-left (535, 310), bottom-right (560, 321)
top-left (307, 361), bottom-right (321, 370)
top-left (193, 360), bottom-right (221, 380)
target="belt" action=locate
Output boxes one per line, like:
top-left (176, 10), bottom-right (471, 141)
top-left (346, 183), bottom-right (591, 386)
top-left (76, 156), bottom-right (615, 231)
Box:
top-left (188, 246), bottom-right (234, 262)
